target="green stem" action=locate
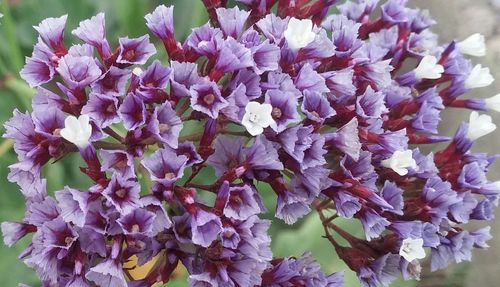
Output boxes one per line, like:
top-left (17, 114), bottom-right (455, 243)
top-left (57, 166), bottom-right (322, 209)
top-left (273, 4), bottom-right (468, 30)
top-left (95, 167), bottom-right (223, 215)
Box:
top-left (1, 0), bottom-right (24, 72)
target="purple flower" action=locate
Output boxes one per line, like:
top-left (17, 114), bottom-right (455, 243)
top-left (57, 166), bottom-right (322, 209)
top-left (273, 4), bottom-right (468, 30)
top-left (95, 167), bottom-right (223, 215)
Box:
top-left (68, 43), bottom-right (95, 57)
top-left (141, 148), bottom-right (188, 186)
top-left (189, 209), bottom-right (223, 247)
top-left (230, 69), bottom-right (263, 99)
top-left (381, 0), bottom-right (410, 24)
top-left (78, 227), bottom-right (107, 257)
top-left (216, 7), bottom-right (250, 39)
top-left (173, 141), bottom-right (203, 167)
top-left (265, 89), bottom-right (300, 132)
top-left (430, 231), bottom-right (477, 271)
top-left (100, 149), bottom-right (136, 179)
top-left (117, 35), bottom-right (156, 65)
top-left (323, 14), bottom-right (362, 57)
top-left (145, 5), bottom-right (175, 41)
top-left (140, 195), bottom-right (172, 234)
top-left (358, 254), bottom-right (400, 287)
top-left (31, 106), bottom-right (65, 139)
top-left (322, 68), bottom-right (356, 101)
top-left (294, 63), bottom-right (329, 94)
top-left (214, 37), bottom-right (254, 73)
top-left (86, 258), bottom-right (127, 287)
top-left (242, 27), bottom-right (264, 47)
top-left (55, 187), bottom-right (90, 227)
top-left (170, 60), bottom-right (200, 98)
top-left (276, 191), bottom-right (311, 224)
top-left (356, 86), bottom-right (388, 119)
top-left (261, 252), bottom-right (331, 286)
top-left (458, 162), bottom-right (487, 189)
top-left (190, 79), bottom-right (228, 119)
top-left (56, 55), bottom-right (102, 90)
top-left (333, 190), bottom-right (362, 218)
top-left (20, 41), bottom-right (57, 87)
top-left (1, 222), bottom-right (31, 247)
top-left (26, 218), bottom-right (78, 281)
top-left (356, 59), bottom-right (394, 90)
top-left (422, 177), bottom-right (461, 224)
top-left (251, 40), bottom-right (281, 75)
top-left (326, 118), bottom-right (361, 160)
top-left (139, 60), bottom-right (172, 89)
top-left (72, 13), bottom-right (112, 58)
top-left (81, 93), bottom-right (120, 127)
top-left (220, 225), bottom-right (241, 249)
top-left (92, 66), bottom-right (132, 95)
top-left (103, 174), bottom-right (141, 214)
top-left (25, 196), bottom-right (60, 227)
top-left (34, 15), bottom-right (68, 52)
top-left (245, 135), bottom-right (284, 173)
top-left (256, 13), bottom-right (289, 44)
top-left (147, 102), bottom-right (182, 148)
top-left (207, 136), bottom-right (245, 177)
top-left (381, 181), bottom-right (404, 215)
top-left (301, 91), bottom-right (336, 123)
top-left (359, 208), bottom-right (391, 241)
top-left (184, 23), bottom-right (224, 57)
top-left (117, 208), bottom-right (156, 235)
top-left (296, 29), bottom-right (336, 61)
top-left (118, 93), bottom-right (147, 130)
top-left (450, 192), bottom-right (478, 223)
top-left (222, 83), bottom-right (249, 121)
top-left (6, 2), bottom-right (500, 286)
top-left (278, 125), bottom-right (327, 170)
top-left (217, 182), bottom-right (265, 220)
top-left (471, 199), bottom-right (494, 220)
top-left (4, 109), bottom-right (41, 158)
top-left (8, 161), bottom-right (44, 196)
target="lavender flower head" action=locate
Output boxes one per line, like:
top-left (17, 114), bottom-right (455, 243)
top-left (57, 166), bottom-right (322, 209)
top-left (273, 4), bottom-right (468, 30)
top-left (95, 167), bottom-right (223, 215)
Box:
top-left (3, 1), bottom-right (500, 287)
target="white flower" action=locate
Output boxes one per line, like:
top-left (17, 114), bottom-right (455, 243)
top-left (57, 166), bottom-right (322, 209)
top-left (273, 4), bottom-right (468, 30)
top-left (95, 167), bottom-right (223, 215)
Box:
top-left (381, 150), bottom-right (417, 176)
top-left (465, 64), bottom-right (494, 89)
top-left (132, 67), bottom-right (143, 76)
top-left (413, 55), bottom-right (444, 80)
top-left (457, 33), bottom-right (486, 57)
top-left (466, 111), bottom-right (496, 141)
top-left (60, 115), bottom-right (92, 148)
top-left (399, 238), bottom-right (426, 262)
top-left (242, 102), bottom-right (274, 136)
top-left (283, 18), bottom-right (316, 50)
top-left (485, 94), bottom-right (500, 112)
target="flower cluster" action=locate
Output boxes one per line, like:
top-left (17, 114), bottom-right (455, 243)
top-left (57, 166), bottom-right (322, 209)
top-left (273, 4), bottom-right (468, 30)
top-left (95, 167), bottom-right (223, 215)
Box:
top-left (2, 0), bottom-right (500, 286)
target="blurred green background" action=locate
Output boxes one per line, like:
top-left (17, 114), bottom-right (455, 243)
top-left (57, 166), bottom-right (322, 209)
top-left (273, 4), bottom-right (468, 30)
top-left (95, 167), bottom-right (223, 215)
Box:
top-left (0, 0), bottom-right (492, 286)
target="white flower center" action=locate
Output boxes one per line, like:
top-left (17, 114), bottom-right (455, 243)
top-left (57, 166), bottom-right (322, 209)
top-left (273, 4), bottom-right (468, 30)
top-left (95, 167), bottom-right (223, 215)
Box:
top-left (60, 115), bottom-right (92, 148)
top-left (249, 112), bottom-right (259, 123)
top-left (413, 55), bottom-right (444, 80)
top-left (381, 150), bottom-right (417, 176)
top-left (465, 64), bottom-right (494, 89)
top-left (399, 238), bottom-right (426, 262)
top-left (242, 101), bottom-right (274, 136)
top-left (284, 18), bottom-right (316, 50)
top-left (457, 33), bottom-right (486, 57)
top-left (466, 111), bottom-right (496, 141)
